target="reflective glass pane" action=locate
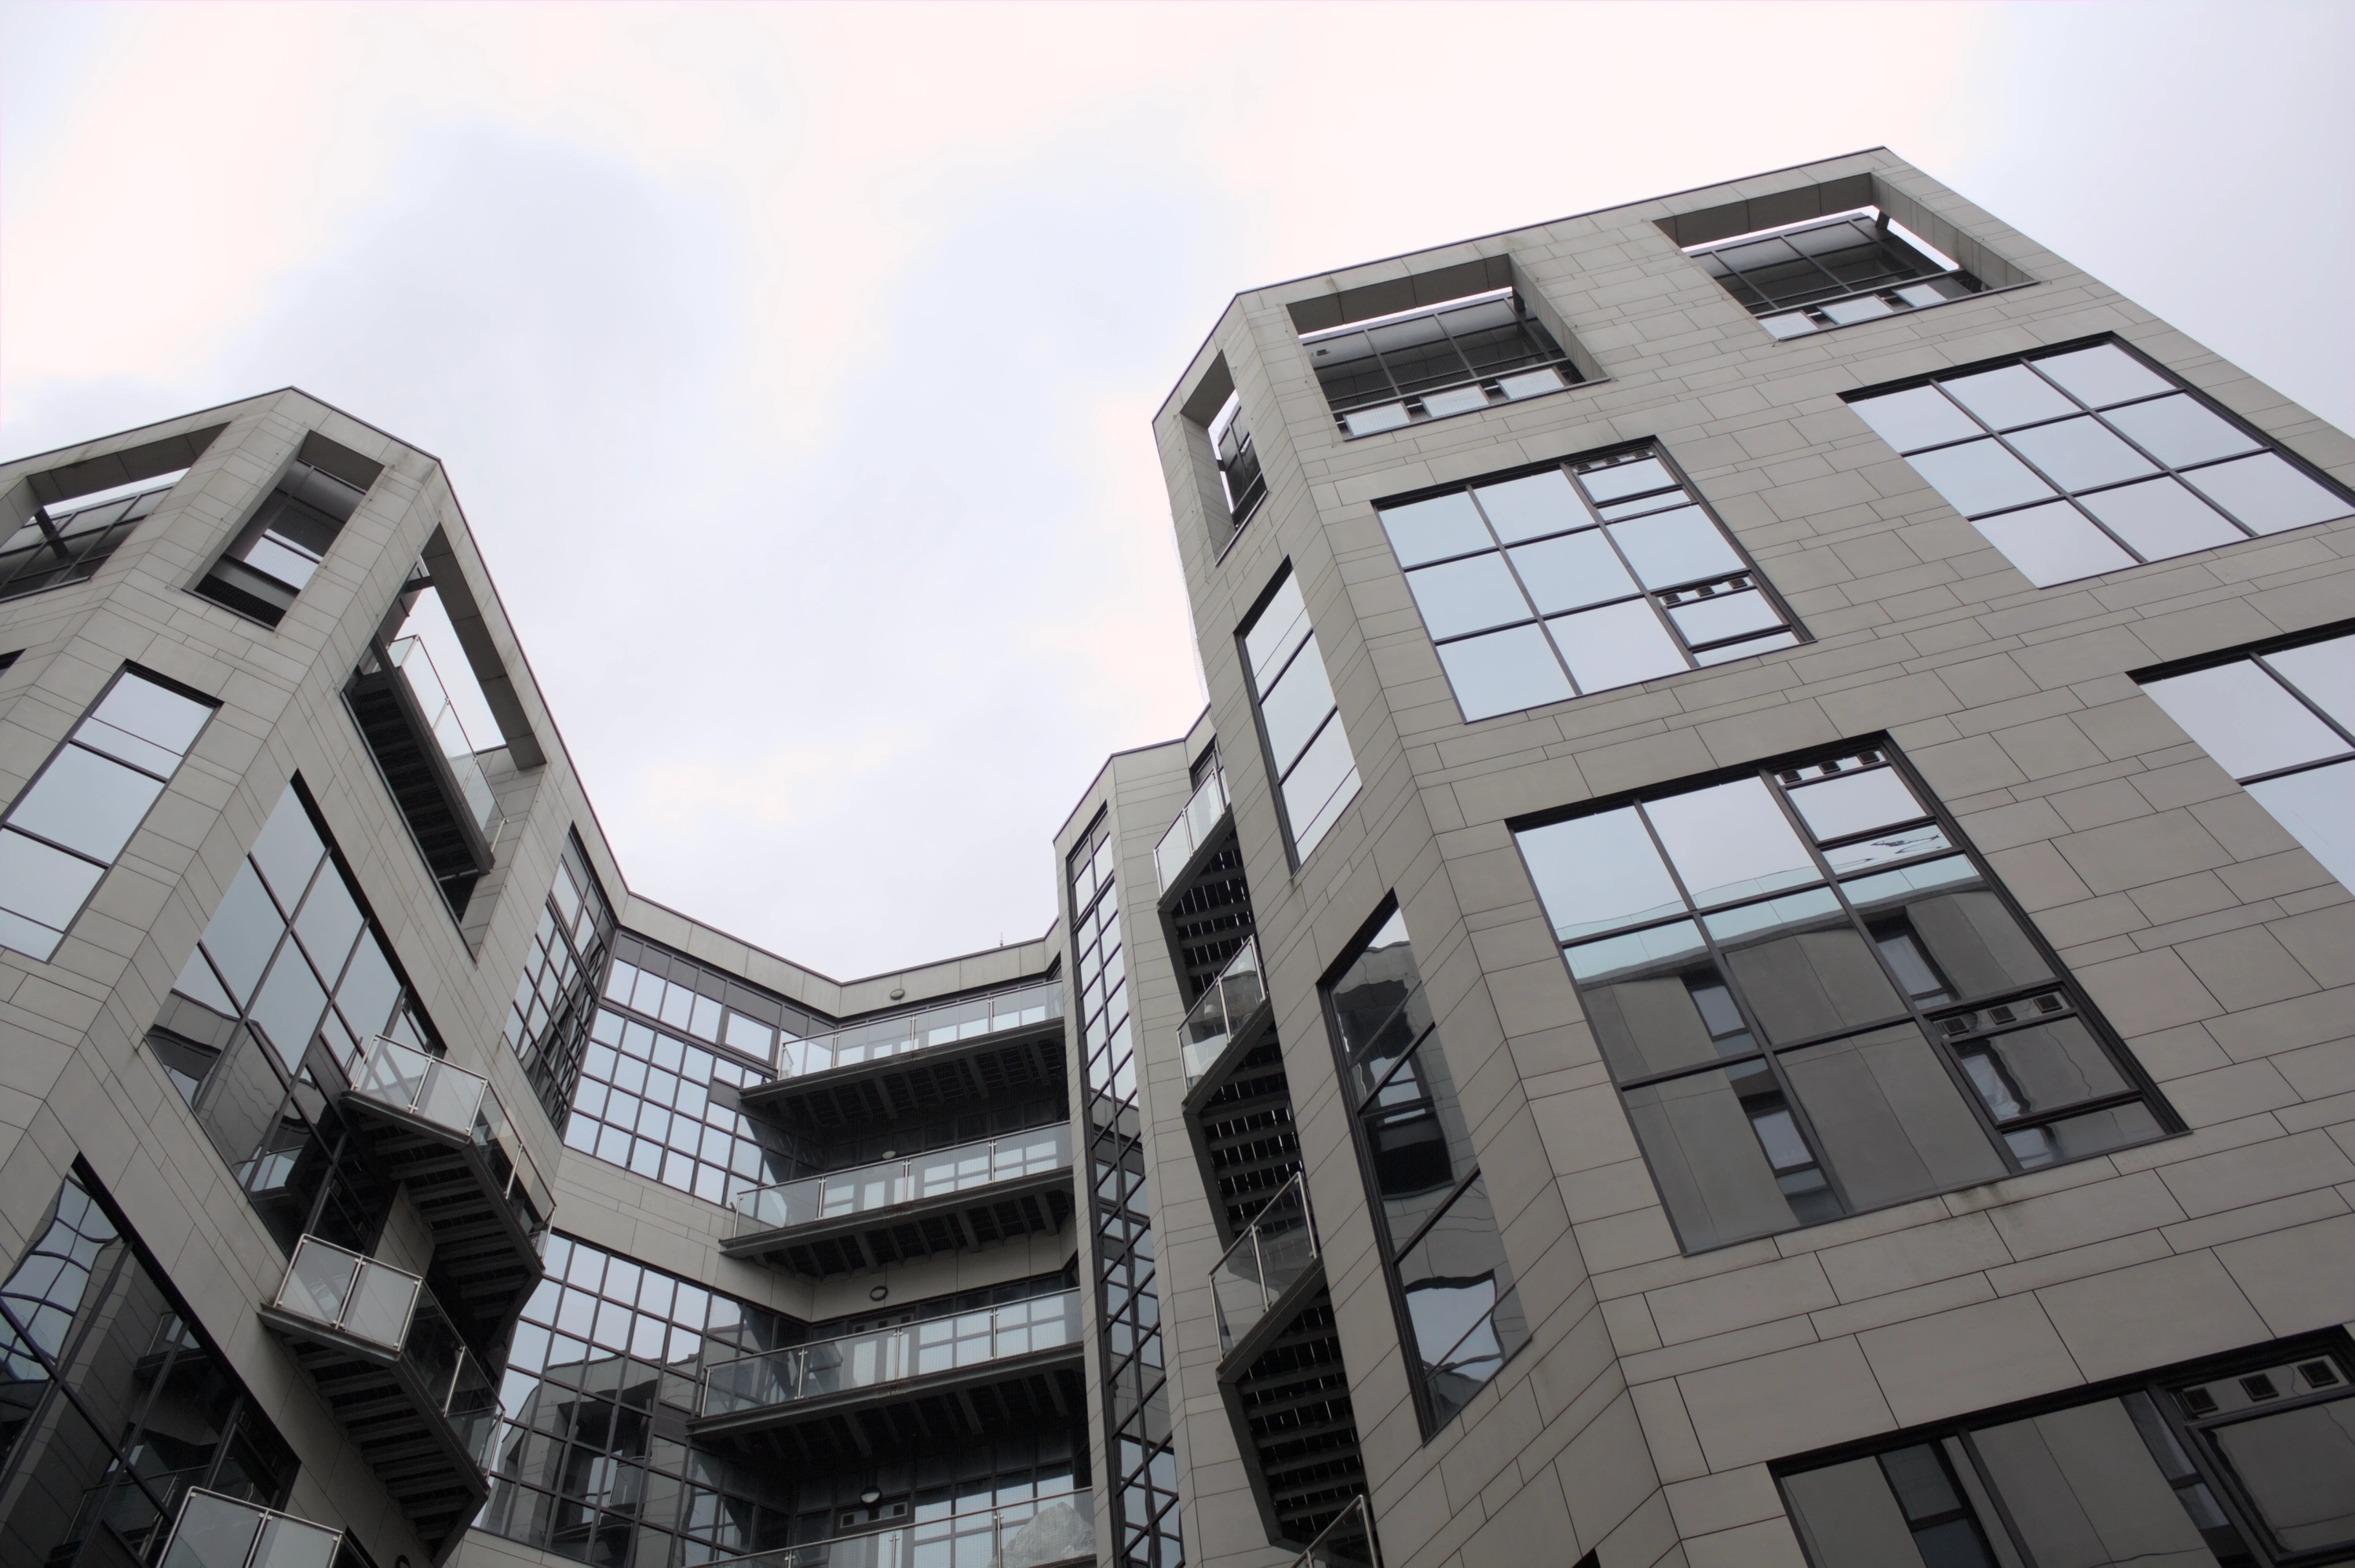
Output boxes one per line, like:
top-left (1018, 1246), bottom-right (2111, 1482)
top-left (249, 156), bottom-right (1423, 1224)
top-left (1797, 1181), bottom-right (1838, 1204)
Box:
top-left (1437, 625), bottom-right (1573, 721)
top-left (249, 790), bottom-right (327, 911)
top-left (1820, 294), bottom-right (1894, 325)
top-left (1378, 493), bottom-right (1492, 567)
top-left (1498, 366), bottom-right (1567, 399)
top-left (0, 826), bottom-right (105, 928)
top-left (1405, 554), bottom-right (1532, 640)
top-left (1971, 500), bottom-right (2137, 585)
top-left (1565, 924), bottom-right (1754, 1082)
top-left (1783, 1456), bottom-right (1957, 1568)
top-left (1419, 386), bottom-right (1488, 418)
top-left (6, 746), bottom-right (164, 861)
top-left (71, 719), bottom-right (183, 776)
top-left (1546, 600), bottom-right (1687, 693)
top-left (1850, 385), bottom-right (1984, 454)
top-left (292, 870), bottom-right (363, 979)
top-left (2101, 393), bottom-right (2261, 468)
top-left (2144, 662), bottom-right (2345, 778)
top-left (1473, 469), bottom-right (1586, 542)
top-left (2207, 1398), bottom-right (2355, 1552)
top-left (88, 673), bottom-right (210, 760)
top-left (1955, 1019), bottom-right (2129, 1124)
top-left (1666, 587), bottom-right (1782, 647)
top-left (1507, 530), bottom-right (1636, 614)
top-left (2011, 1101), bottom-right (2163, 1167)
top-left (1243, 574), bottom-right (1311, 692)
top-left (2079, 479), bottom-right (2244, 560)
top-left (249, 947), bottom-right (328, 1070)
top-left (1605, 506), bottom-right (1743, 589)
top-left (2006, 417), bottom-right (2158, 491)
top-left (1783, 1025), bottom-right (2006, 1208)
top-left (1258, 644), bottom-right (1338, 774)
top-left (1644, 778), bottom-right (1818, 908)
top-left (1973, 1401), bottom-right (2220, 1566)
top-left (335, 935), bottom-right (403, 1041)
top-left (2263, 636), bottom-right (2355, 729)
top-left (1762, 312), bottom-right (1817, 340)
top-left (1907, 439), bottom-right (2056, 517)
top-left (2032, 344), bottom-right (2174, 409)
top-left (1578, 458), bottom-right (1675, 505)
top-left (1942, 365), bottom-right (2077, 430)
top-left (1342, 403), bottom-right (1411, 437)
top-left (199, 862), bottom-right (285, 1006)
top-left (2183, 453), bottom-right (2353, 534)
top-left (1845, 862), bottom-right (2053, 1001)
top-left (2248, 761), bottom-right (2355, 890)
top-left (1622, 1061), bottom-right (1804, 1251)
top-left (1710, 889), bottom-right (1904, 1042)
top-left (1394, 1177), bottom-right (1525, 1426)
top-left (1787, 767), bottom-right (1925, 844)
top-left (1364, 1045), bottom-right (1479, 1248)
top-left (1282, 720), bottom-right (1360, 859)
top-left (1515, 808), bottom-right (1684, 941)
top-left (1693, 629), bottom-right (1800, 666)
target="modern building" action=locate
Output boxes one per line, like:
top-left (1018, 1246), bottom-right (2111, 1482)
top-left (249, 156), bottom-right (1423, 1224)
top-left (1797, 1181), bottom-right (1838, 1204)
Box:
top-left (1, 146), bottom-right (2351, 1568)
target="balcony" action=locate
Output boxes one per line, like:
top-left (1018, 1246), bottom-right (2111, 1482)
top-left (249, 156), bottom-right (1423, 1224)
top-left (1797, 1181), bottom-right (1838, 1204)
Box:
top-left (1154, 760), bottom-right (1230, 895)
top-left (340, 1034), bottom-right (549, 1340)
top-left (257, 1236), bottom-right (496, 1563)
top-left (1214, 1175), bottom-right (1320, 1363)
top-left (1288, 1495), bottom-right (1382, 1568)
top-left (157, 1490), bottom-right (345, 1568)
top-left (726, 1125), bottom-right (1075, 1277)
top-left (695, 1289), bottom-right (1084, 1447)
top-left (347, 636), bottom-right (503, 913)
top-left (740, 980), bottom-right (1065, 1133)
top-left (1180, 939), bottom-right (1269, 1094)
top-left (708, 1492), bottom-right (1094, 1568)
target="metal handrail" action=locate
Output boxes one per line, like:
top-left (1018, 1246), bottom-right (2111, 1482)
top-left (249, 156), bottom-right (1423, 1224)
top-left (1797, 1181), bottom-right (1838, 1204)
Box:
top-left (271, 1234), bottom-right (422, 1353)
top-left (1154, 760), bottom-right (1230, 893)
top-left (703, 1490), bottom-right (1095, 1568)
top-left (700, 1289), bottom-right (1083, 1418)
top-left (1179, 938), bottom-right (1265, 1087)
top-left (157, 1487), bottom-right (345, 1568)
top-left (349, 1034), bottom-right (551, 1228)
top-left (731, 1125), bottom-right (1072, 1237)
top-left (1212, 1172), bottom-right (1318, 1355)
top-left (1289, 1494), bottom-right (1382, 1568)
top-left (774, 980), bottom-right (1063, 1080)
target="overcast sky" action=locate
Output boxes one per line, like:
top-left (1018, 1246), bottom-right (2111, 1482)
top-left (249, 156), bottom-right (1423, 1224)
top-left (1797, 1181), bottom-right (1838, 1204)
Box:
top-left (5, 2), bottom-right (2349, 983)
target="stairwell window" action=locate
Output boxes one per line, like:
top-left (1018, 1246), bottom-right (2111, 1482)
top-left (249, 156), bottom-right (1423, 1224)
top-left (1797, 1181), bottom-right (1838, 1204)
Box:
top-left (1240, 567), bottom-right (1360, 863)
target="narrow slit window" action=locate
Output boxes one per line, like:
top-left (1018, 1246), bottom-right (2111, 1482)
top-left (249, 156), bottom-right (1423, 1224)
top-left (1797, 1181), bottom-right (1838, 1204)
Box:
top-left (1240, 567), bottom-right (1362, 862)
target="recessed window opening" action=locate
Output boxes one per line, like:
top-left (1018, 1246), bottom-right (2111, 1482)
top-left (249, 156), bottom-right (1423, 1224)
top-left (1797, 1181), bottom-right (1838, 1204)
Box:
top-left (192, 431), bottom-right (382, 626)
top-left (1240, 567), bottom-right (1362, 862)
top-left (1302, 285), bottom-right (1583, 438)
top-left (1207, 392), bottom-right (1266, 527)
top-left (1850, 341), bottom-right (2354, 587)
top-left (1, 469), bottom-right (188, 603)
top-left (1686, 206), bottom-right (1984, 339)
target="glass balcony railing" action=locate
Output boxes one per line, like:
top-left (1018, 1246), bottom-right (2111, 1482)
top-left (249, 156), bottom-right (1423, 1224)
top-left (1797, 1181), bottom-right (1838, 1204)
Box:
top-left (703, 1289), bottom-right (1083, 1419)
top-left (269, 1235), bottom-right (499, 1466)
top-left (709, 1491), bottom-right (1095, 1568)
top-left (732, 1125), bottom-right (1072, 1237)
top-left (385, 635), bottom-right (502, 841)
top-left (1180, 939), bottom-right (1265, 1087)
top-left (777, 980), bottom-right (1062, 1080)
top-left (1289, 1495), bottom-right (1382, 1568)
top-left (158, 1489), bottom-right (344, 1568)
top-left (1214, 1174), bottom-right (1318, 1356)
top-left (348, 1034), bottom-right (552, 1227)
top-left (1154, 760), bottom-right (1230, 893)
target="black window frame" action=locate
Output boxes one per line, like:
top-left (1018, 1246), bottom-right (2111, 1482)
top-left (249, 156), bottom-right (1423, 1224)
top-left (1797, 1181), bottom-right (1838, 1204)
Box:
top-left (1300, 286), bottom-right (1585, 439)
top-left (1236, 561), bottom-right (1360, 872)
top-left (0, 473), bottom-right (184, 603)
top-left (1681, 205), bottom-right (1989, 338)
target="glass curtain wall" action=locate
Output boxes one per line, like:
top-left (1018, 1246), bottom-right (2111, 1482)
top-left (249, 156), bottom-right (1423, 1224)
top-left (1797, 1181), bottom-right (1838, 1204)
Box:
top-left (504, 832), bottom-right (617, 1121)
top-left (1069, 811), bottom-right (1184, 1568)
top-left (1240, 569), bottom-right (1361, 863)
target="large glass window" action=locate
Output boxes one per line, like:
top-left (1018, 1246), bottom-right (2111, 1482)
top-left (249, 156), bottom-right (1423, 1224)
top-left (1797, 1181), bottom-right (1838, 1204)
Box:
top-left (192, 458), bottom-right (372, 627)
top-left (1512, 746), bottom-right (2167, 1253)
top-left (1378, 447), bottom-right (1801, 722)
top-left (0, 471), bottom-right (184, 604)
top-left (1326, 905), bottom-right (1529, 1432)
top-left (2141, 627), bottom-right (2355, 894)
top-left (1303, 288), bottom-right (1581, 438)
top-left (1779, 1339), bottom-right (2355, 1568)
top-left (502, 833), bottom-right (617, 1122)
top-left (1684, 207), bottom-right (1984, 339)
top-left (1, 666), bottom-right (216, 961)
top-left (1849, 340), bottom-right (2353, 588)
top-left (1240, 568), bottom-right (1361, 863)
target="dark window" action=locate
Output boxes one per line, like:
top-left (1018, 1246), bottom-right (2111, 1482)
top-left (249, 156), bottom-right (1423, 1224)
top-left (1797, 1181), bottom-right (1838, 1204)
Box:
top-left (1513, 745), bottom-right (2168, 1253)
top-left (1850, 340), bottom-right (2354, 587)
top-left (1326, 904), bottom-right (1529, 1433)
top-left (504, 833), bottom-right (618, 1121)
top-left (1, 666), bottom-right (215, 961)
top-left (1304, 288), bottom-right (1581, 437)
top-left (2142, 626), bottom-right (2354, 894)
top-left (192, 444), bottom-right (379, 627)
top-left (0, 472), bottom-right (183, 604)
top-left (1685, 206), bottom-right (1984, 339)
top-left (1780, 1338), bottom-right (2355, 1567)
top-left (1207, 393), bottom-right (1267, 528)
top-left (1240, 567), bottom-right (1360, 862)
top-left (1377, 446), bottom-right (1802, 721)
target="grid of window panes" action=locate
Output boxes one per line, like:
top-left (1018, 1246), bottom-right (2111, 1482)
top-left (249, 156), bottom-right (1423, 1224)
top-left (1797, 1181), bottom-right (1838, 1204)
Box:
top-left (1069, 812), bottom-right (1184, 1568)
top-left (0, 471), bottom-right (184, 603)
top-left (564, 941), bottom-right (823, 1206)
top-left (1778, 1340), bottom-right (2355, 1567)
top-left (1303, 289), bottom-right (1581, 437)
top-left (193, 459), bottom-right (370, 627)
top-left (503, 832), bottom-right (617, 1122)
top-left (1849, 340), bottom-right (2355, 588)
top-left (0, 1172), bottom-right (301, 1564)
top-left (1207, 393), bottom-right (1266, 527)
top-left (1685, 208), bottom-right (1984, 339)
top-left (146, 782), bottom-right (424, 1254)
top-left (1326, 906), bottom-right (1529, 1432)
top-left (1241, 569), bottom-right (1360, 862)
top-left (1378, 447), bottom-right (1800, 723)
top-left (1, 665), bottom-right (215, 960)
top-left (2141, 629), bottom-right (2355, 894)
top-left (1513, 746), bottom-right (2167, 1254)
top-left (481, 1232), bottom-right (795, 1566)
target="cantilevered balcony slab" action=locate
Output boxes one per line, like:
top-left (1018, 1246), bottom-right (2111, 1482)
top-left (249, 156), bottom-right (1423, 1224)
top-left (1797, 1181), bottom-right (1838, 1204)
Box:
top-left (257, 1236), bottom-right (496, 1565)
top-left (692, 1289), bottom-right (1085, 1453)
top-left (339, 1035), bottom-right (549, 1340)
top-left (740, 983), bottom-right (1066, 1134)
top-left (726, 1125), bottom-right (1075, 1277)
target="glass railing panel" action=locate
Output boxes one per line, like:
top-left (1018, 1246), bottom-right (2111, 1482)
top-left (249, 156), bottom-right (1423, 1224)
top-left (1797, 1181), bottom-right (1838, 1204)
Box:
top-left (732, 1125), bottom-right (1072, 1237)
top-left (1181, 938), bottom-right (1261, 1087)
top-left (271, 1235), bottom-right (421, 1355)
top-left (159, 1489), bottom-right (345, 1568)
top-left (1154, 764), bottom-right (1230, 892)
top-left (385, 636), bottom-right (503, 841)
top-left (706, 1493), bottom-right (1093, 1568)
top-left (701, 1290), bottom-right (1083, 1417)
top-left (398, 1292), bottom-right (499, 1466)
top-left (1213, 1175), bottom-right (1316, 1355)
top-left (780, 981), bottom-right (1065, 1079)
top-left (349, 1035), bottom-right (549, 1228)
top-left (1290, 1495), bottom-right (1381, 1568)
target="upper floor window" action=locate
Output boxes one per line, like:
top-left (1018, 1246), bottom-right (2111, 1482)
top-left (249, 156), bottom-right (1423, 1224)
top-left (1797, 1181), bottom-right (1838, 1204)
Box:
top-left (2140, 626), bottom-right (2354, 893)
top-left (1240, 567), bottom-right (1360, 863)
top-left (0, 471), bottom-right (184, 603)
top-left (1512, 744), bottom-right (2169, 1253)
top-left (1207, 393), bottom-right (1265, 528)
top-left (1685, 206), bottom-right (1984, 339)
top-left (1304, 287), bottom-right (1582, 438)
top-left (1849, 341), bottom-right (2353, 588)
top-left (1377, 446), bottom-right (1801, 723)
top-left (194, 434), bottom-right (382, 627)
